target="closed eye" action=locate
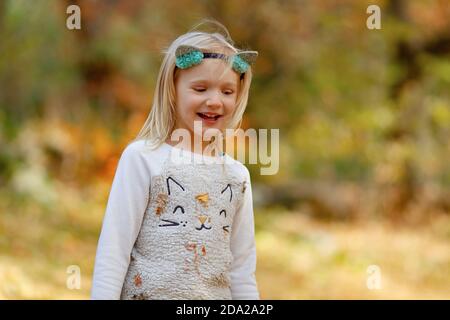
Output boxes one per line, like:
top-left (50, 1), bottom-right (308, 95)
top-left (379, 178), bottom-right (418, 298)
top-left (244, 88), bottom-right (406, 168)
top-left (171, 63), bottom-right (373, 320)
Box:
top-left (173, 205), bottom-right (185, 214)
top-left (193, 88), bottom-right (234, 95)
top-left (219, 209), bottom-right (226, 218)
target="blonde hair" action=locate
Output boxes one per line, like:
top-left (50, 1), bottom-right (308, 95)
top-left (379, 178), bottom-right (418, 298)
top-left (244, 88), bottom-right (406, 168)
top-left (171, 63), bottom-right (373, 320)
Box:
top-left (134, 20), bottom-right (254, 148)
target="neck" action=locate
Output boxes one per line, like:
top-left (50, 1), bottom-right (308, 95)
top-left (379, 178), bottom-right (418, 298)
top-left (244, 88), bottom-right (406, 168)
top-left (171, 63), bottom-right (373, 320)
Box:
top-left (165, 134), bottom-right (222, 157)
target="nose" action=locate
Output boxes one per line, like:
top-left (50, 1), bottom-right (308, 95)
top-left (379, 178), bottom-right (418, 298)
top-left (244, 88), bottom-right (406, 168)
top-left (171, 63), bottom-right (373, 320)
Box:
top-left (198, 215), bottom-right (208, 225)
top-left (206, 92), bottom-right (223, 109)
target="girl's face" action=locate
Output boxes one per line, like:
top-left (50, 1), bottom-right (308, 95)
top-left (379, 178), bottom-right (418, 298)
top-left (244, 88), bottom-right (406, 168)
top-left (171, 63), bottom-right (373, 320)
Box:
top-left (173, 57), bottom-right (240, 140)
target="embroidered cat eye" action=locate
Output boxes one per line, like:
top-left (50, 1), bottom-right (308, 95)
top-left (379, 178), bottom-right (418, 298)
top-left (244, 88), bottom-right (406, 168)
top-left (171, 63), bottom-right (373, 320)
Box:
top-left (173, 205), bottom-right (185, 214)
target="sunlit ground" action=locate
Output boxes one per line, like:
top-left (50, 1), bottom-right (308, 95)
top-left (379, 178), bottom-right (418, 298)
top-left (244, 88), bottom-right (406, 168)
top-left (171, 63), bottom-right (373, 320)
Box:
top-left (1, 183), bottom-right (449, 299)
top-left (255, 208), bottom-right (450, 299)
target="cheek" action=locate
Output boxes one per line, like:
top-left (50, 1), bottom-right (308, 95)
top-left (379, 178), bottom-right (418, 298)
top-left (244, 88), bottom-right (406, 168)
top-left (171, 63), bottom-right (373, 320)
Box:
top-left (177, 92), bottom-right (203, 114)
top-left (224, 97), bottom-right (238, 115)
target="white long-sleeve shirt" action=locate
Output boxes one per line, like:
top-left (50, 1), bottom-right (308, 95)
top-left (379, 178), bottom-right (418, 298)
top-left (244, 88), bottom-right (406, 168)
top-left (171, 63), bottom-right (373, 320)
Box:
top-left (91, 139), bottom-right (259, 300)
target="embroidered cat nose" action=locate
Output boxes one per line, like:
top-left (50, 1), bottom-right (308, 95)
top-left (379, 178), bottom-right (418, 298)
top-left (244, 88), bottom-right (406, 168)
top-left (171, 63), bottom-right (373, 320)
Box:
top-left (198, 215), bottom-right (207, 224)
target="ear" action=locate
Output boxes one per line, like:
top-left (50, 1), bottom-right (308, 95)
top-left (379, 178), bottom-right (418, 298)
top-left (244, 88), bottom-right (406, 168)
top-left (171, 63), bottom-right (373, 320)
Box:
top-left (220, 184), bottom-right (233, 203)
top-left (175, 45), bottom-right (204, 69)
top-left (166, 176), bottom-right (185, 195)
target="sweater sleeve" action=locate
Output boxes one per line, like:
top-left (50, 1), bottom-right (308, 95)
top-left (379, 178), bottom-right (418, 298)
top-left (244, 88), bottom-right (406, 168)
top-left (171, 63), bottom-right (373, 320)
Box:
top-left (91, 143), bottom-right (150, 300)
top-left (229, 166), bottom-right (260, 300)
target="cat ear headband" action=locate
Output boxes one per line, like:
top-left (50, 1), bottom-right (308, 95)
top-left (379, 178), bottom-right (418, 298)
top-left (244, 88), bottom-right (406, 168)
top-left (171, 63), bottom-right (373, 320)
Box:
top-left (175, 45), bottom-right (258, 79)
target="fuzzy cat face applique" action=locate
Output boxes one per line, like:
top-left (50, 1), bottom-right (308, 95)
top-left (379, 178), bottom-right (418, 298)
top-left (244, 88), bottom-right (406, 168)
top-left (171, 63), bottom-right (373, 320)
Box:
top-left (153, 175), bottom-right (235, 237)
top-left (121, 163), bottom-right (246, 299)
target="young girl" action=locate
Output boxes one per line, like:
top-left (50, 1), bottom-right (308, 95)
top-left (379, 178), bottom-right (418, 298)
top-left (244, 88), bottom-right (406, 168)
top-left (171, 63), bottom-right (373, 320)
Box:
top-left (91, 22), bottom-right (259, 300)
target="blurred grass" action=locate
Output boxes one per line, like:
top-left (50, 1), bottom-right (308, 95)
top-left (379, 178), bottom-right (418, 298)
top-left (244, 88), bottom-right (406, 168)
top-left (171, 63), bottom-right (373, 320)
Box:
top-left (255, 208), bottom-right (450, 299)
top-left (1, 186), bottom-right (449, 299)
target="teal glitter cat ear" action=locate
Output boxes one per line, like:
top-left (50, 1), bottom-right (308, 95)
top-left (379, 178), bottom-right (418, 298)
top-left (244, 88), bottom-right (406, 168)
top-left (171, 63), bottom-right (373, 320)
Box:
top-left (232, 51), bottom-right (258, 74)
top-left (175, 45), bottom-right (204, 69)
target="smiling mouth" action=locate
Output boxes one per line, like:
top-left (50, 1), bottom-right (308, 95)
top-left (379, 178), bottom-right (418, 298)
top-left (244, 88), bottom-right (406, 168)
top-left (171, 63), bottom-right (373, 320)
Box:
top-left (197, 113), bottom-right (222, 121)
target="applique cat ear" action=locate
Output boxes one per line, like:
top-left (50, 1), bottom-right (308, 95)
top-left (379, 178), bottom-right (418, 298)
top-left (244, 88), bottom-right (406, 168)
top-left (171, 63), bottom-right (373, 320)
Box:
top-left (155, 193), bottom-right (168, 216)
top-left (238, 51), bottom-right (259, 65)
top-left (241, 180), bottom-right (247, 193)
top-left (175, 45), bottom-right (204, 69)
top-left (232, 51), bottom-right (258, 74)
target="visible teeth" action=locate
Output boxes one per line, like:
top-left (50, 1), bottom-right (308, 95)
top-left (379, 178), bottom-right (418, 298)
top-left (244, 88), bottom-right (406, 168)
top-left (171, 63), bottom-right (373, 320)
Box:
top-left (199, 113), bottom-right (219, 119)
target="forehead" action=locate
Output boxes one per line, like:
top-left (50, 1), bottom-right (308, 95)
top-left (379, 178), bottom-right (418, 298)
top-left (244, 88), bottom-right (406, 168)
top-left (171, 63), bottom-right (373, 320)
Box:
top-left (175, 58), bottom-right (240, 87)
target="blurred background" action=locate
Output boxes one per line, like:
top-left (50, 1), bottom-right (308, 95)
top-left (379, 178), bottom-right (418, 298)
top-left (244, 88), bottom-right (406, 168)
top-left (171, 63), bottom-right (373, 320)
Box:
top-left (0, 0), bottom-right (449, 299)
